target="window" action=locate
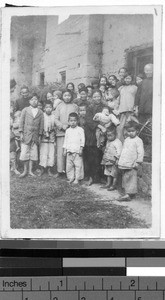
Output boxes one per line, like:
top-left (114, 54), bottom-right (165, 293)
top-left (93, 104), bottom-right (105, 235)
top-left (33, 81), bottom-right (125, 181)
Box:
top-left (60, 71), bottom-right (66, 85)
top-left (127, 46), bottom-right (153, 75)
top-left (40, 72), bottom-right (45, 86)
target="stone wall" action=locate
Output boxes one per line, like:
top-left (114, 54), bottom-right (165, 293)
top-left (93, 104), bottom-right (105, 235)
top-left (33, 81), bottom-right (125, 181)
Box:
top-left (43, 15), bottom-right (90, 87)
top-left (138, 162), bottom-right (152, 196)
top-left (102, 14), bottom-right (153, 77)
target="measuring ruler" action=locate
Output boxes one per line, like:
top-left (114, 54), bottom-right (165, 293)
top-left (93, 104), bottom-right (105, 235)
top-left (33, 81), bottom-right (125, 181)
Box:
top-left (1, 276), bottom-right (165, 300)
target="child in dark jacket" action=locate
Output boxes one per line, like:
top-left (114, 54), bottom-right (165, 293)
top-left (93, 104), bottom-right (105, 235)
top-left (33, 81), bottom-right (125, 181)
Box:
top-left (19, 93), bottom-right (44, 177)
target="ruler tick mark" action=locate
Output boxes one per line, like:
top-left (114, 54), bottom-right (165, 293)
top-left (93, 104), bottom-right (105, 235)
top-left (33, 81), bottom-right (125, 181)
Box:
top-left (84, 281), bottom-right (86, 291)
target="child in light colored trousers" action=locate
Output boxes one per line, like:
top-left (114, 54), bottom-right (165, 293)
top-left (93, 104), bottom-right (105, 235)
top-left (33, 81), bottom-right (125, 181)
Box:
top-left (118, 121), bottom-right (144, 201)
top-left (39, 100), bottom-right (56, 176)
top-left (93, 106), bottom-right (120, 148)
top-left (101, 125), bottom-right (122, 190)
top-left (63, 112), bottom-right (85, 184)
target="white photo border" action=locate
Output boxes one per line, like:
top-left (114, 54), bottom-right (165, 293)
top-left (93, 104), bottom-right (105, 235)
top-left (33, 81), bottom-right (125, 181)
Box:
top-left (1, 5), bottom-right (162, 239)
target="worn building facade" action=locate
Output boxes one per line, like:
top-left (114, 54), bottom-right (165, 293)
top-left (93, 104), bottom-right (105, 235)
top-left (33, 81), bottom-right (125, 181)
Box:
top-left (11, 14), bottom-right (153, 93)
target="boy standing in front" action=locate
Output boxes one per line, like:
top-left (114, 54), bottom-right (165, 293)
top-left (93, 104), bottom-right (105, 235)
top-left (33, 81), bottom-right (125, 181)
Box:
top-left (19, 93), bottom-right (44, 177)
top-left (63, 112), bottom-right (85, 184)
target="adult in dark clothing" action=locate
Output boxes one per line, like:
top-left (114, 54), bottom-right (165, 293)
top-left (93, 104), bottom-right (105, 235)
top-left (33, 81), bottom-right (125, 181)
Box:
top-left (84, 90), bottom-right (104, 186)
top-left (134, 64), bottom-right (153, 160)
top-left (134, 63), bottom-right (153, 123)
top-left (14, 86), bottom-right (31, 112)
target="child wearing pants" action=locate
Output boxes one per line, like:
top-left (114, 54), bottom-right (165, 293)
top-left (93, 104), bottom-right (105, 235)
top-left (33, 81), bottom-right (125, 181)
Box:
top-left (63, 112), bottom-right (85, 184)
top-left (101, 125), bottom-right (122, 190)
top-left (19, 93), bottom-right (44, 177)
top-left (118, 121), bottom-right (144, 201)
top-left (39, 100), bottom-right (56, 176)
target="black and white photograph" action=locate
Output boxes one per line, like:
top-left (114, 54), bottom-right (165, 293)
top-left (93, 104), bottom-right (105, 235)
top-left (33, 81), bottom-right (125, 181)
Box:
top-left (1, 5), bottom-right (162, 238)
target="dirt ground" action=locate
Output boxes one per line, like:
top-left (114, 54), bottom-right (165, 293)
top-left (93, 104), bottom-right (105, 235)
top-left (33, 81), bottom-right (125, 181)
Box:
top-left (86, 184), bottom-right (151, 227)
top-left (10, 173), bottom-right (151, 229)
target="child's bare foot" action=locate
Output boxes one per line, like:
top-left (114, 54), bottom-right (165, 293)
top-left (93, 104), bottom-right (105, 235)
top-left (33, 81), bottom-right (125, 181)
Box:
top-left (38, 168), bottom-right (44, 176)
top-left (19, 171), bottom-right (28, 178)
top-left (54, 172), bottom-right (60, 178)
top-left (28, 172), bottom-right (36, 177)
top-left (14, 169), bottom-right (21, 175)
top-left (117, 194), bottom-right (131, 202)
top-left (68, 178), bottom-right (74, 184)
top-left (73, 179), bottom-right (79, 184)
top-left (100, 184), bottom-right (110, 189)
top-left (107, 185), bottom-right (117, 191)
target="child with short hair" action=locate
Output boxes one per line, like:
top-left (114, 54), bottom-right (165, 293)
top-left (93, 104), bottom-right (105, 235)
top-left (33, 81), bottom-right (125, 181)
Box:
top-left (53, 90), bottom-right (62, 110)
top-left (54, 89), bottom-right (78, 176)
top-left (73, 87), bottom-right (88, 107)
top-left (108, 75), bottom-right (118, 88)
top-left (118, 121), bottom-right (144, 201)
top-left (39, 100), bottom-right (56, 176)
top-left (63, 112), bottom-right (85, 184)
top-left (101, 125), bottom-right (122, 190)
top-left (19, 93), bottom-right (44, 177)
top-left (93, 106), bottom-right (120, 148)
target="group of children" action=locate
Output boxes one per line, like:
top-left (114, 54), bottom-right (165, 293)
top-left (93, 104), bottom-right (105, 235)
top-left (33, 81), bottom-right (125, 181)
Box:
top-left (10, 66), bottom-right (149, 201)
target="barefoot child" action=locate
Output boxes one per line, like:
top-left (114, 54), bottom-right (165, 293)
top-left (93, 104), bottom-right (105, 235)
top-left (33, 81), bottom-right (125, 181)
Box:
top-left (101, 125), bottom-right (122, 190)
top-left (19, 93), bottom-right (44, 177)
top-left (39, 100), bottom-right (56, 176)
top-left (63, 112), bottom-right (85, 184)
top-left (118, 121), bottom-right (144, 201)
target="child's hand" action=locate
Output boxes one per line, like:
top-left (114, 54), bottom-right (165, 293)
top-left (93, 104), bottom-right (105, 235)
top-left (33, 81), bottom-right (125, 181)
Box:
top-left (20, 132), bottom-right (24, 142)
top-left (62, 124), bottom-right (68, 131)
top-left (63, 149), bottom-right (67, 157)
top-left (101, 126), bottom-right (106, 133)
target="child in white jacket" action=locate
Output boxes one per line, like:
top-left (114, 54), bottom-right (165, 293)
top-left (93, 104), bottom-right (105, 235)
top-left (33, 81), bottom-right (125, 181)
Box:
top-left (118, 121), bottom-right (144, 201)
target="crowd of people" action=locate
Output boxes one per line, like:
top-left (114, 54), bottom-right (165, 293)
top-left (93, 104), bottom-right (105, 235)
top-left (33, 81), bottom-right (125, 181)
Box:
top-left (10, 63), bottom-right (153, 201)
